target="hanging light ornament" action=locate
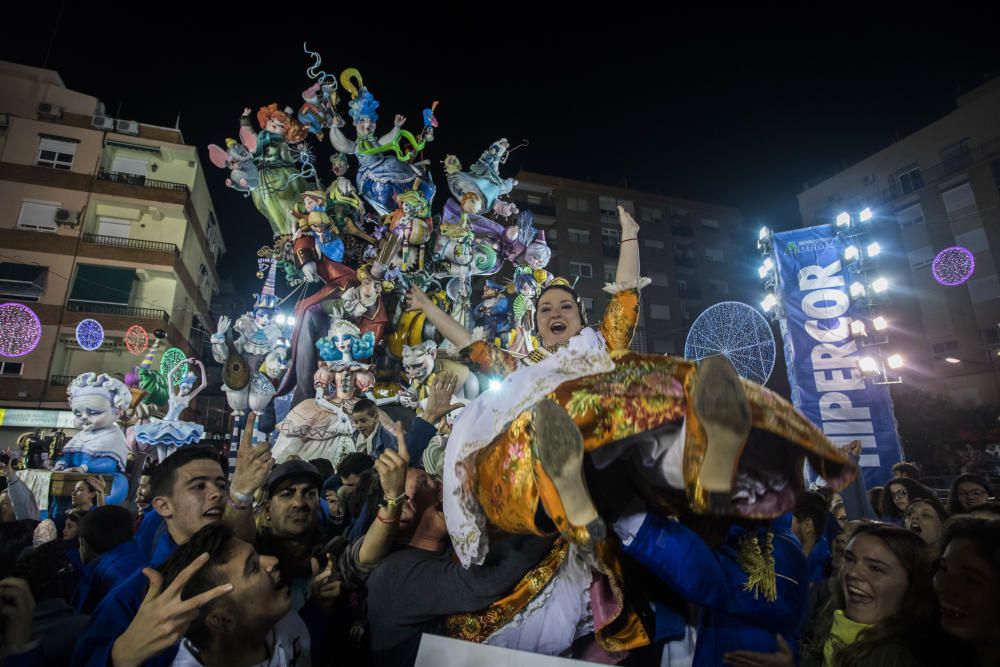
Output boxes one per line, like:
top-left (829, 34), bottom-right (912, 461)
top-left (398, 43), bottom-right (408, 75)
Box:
top-left (0, 303), bottom-right (43, 357)
top-left (76, 319), bottom-right (105, 351)
top-left (932, 246), bottom-right (975, 286)
top-left (160, 347), bottom-right (189, 385)
top-left (125, 325), bottom-right (149, 355)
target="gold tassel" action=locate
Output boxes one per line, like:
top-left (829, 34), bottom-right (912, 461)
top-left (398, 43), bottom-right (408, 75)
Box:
top-left (737, 531), bottom-right (777, 602)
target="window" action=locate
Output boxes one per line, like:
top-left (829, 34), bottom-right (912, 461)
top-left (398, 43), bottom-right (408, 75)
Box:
top-left (708, 279), bottom-right (729, 294)
top-left (16, 200), bottom-right (59, 232)
top-left (526, 194), bottom-right (543, 205)
top-left (644, 239), bottom-right (665, 249)
top-left (700, 218), bottom-right (720, 230)
top-left (35, 136), bottom-right (77, 170)
top-left (941, 182), bottom-right (976, 216)
top-left (581, 297), bottom-right (594, 312)
top-left (569, 261), bottom-right (592, 278)
top-left (955, 228), bottom-right (989, 254)
top-left (546, 229), bottom-right (558, 248)
top-left (650, 304), bottom-right (671, 320)
top-left (704, 248), bottom-right (725, 262)
top-left (650, 272), bottom-right (669, 287)
top-left (566, 196), bottom-right (589, 212)
top-left (0, 361), bottom-right (23, 376)
top-left (983, 328), bottom-right (1000, 347)
top-left (895, 203), bottom-right (925, 229)
top-left (908, 245), bottom-right (934, 271)
top-left (599, 196), bottom-right (617, 215)
top-left (896, 166), bottom-right (923, 195)
top-left (640, 207), bottom-right (662, 223)
top-left (603, 262), bottom-right (617, 283)
top-left (967, 275), bottom-right (1000, 304)
top-left (0, 263), bottom-right (47, 301)
top-left (70, 265), bottom-right (135, 305)
top-left (97, 217), bottom-right (131, 238)
top-left (931, 340), bottom-right (959, 360)
top-left (601, 227), bottom-right (620, 243)
top-left (567, 228), bottom-right (590, 244)
top-left (653, 337), bottom-right (675, 354)
top-left (940, 138), bottom-right (971, 174)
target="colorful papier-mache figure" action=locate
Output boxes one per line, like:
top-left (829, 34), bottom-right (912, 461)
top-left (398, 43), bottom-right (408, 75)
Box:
top-left (56, 373), bottom-right (132, 505)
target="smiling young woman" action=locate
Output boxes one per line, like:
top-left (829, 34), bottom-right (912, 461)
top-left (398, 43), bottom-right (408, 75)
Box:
top-left (801, 523), bottom-right (938, 666)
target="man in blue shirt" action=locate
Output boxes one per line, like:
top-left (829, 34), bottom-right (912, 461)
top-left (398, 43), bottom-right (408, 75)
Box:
top-left (75, 505), bottom-right (146, 614)
top-left (72, 413), bottom-right (273, 667)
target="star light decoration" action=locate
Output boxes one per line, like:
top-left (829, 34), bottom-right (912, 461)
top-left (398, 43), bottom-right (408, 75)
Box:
top-left (932, 246), bottom-right (975, 286)
top-left (0, 303), bottom-right (43, 357)
top-left (125, 325), bottom-right (149, 355)
top-left (75, 319), bottom-right (105, 351)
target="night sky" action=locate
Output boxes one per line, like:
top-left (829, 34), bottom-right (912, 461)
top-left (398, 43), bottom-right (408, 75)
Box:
top-left (4, 10), bottom-right (998, 305)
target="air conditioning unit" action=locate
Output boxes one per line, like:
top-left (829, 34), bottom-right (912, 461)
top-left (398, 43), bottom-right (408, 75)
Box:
top-left (54, 208), bottom-right (79, 227)
top-left (38, 102), bottom-right (63, 121)
top-left (91, 114), bottom-right (115, 130)
top-left (115, 119), bottom-right (140, 136)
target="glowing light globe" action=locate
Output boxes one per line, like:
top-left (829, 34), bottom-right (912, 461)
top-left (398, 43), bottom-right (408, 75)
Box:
top-left (0, 303), bottom-right (43, 357)
top-left (932, 246), bottom-right (975, 286)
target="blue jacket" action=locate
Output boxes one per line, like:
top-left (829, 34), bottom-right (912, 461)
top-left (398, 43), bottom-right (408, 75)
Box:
top-left (71, 529), bottom-right (178, 667)
top-left (75, 539), bottom-right (146, 614)
top-left (619, 512), bottom-right (808, 667)
top-left (807, 535), bottom-right (832, 584)
top-left (135, 509), bottom-right (167, 562)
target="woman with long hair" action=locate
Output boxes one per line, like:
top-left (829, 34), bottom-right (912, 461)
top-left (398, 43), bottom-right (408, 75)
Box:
top-left (801, 523), bottom-right (938, 666)
top-left (879, 477), bottom-right (937, 525)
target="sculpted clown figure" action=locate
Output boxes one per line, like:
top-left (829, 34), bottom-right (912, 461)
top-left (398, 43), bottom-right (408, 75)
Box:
top-left (398, 341), bottom-right (478, 413)
top-left (55, 372), bottom-right (132, 505)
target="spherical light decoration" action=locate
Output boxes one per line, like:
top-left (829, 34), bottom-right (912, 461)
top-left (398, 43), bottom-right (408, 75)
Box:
top-left (125, 325), bottom-right (149, 355)
top-left (160, 347), bottom-right (189, 385)
top-left (932, 246), bottom-right (975, 286)
top-left (0, 303), bottom-right (43, 357)
top-left (684, 301), bottom-right (777, 385)
top-left (75, 319), bottom-right (105, 351)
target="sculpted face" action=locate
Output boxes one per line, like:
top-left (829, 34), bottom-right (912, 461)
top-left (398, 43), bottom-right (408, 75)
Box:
top-left (402, 342), bottom-right (436, 383)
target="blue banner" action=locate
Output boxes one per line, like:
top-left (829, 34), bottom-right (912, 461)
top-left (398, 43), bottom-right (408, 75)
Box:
top-left (773, 224), bottom-right (903, 488)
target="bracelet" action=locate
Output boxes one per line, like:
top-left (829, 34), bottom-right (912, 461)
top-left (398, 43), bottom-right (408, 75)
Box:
top-left (380, 492), bottom-right (409, 510)
top-left (619, 238), bottom-right (638, 245)
top-left (230, 487), bottom-right (254, 504)
top-left (375, 508), bottom-right (399, 524)
top-left (227, 495), bottom-right (252, 511)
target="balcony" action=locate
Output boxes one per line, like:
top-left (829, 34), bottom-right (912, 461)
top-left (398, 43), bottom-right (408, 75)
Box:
top-left (82, 233), bottom-right (179, 255)
top-left (93, 169), bottom-right (189, 205)
top-left (50, 375), bottom-right (75, 387)
top-left (66, 300), bottom-right (169, 323)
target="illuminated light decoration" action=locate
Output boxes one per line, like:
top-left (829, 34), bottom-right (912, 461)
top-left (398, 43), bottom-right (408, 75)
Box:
top-left (125, 325), bottom-right (149, 355)
top-left (844, 245), bottom-right (859, 261)
top-left (870, 277), bottom-right (889, 293)
top-left (758, 227), bottom-right (770, 241)
top-left (836, 212), bottom-right (851, 227)
top-left (286, 316), bottom-right (295, 327)
top-left (859, 207), bottom-right (873, 222)
top-left (488, 379), bottom-right (502, 392)
top-left (75, 319), bottom-right (105, 351)
top-left (866, 242), bottom-right (881, 258)
top-left (275, 313), bottom-right (287, 325)
top-left (160, 347), bottom-right (189, 385)
top-left (932, 246), bottom-right (975, 286)
top-left (944, 357), bottom-right (961, 364)
top-left (849, 320), bottom-right (867, 337)
top-left (887, 354), bottom-right (904, 370)
top-left (758, 258), bottom-right (774, 279)
top-left (858, 356), bottom-right (879, 375)
top-left (0, 303), bottom-right (43, 357)
top-left (684, 301), bottom-right (777, 385)
top-left (849, 282), bottom-right (866, 298)
top-left (872, 316), bottom-right (888, 331)
top-left (761, 294), bottom-right (778, 312)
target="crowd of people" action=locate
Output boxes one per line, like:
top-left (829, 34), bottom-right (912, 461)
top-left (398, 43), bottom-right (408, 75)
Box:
top-left (1, 211), bottom-right (999, 666)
